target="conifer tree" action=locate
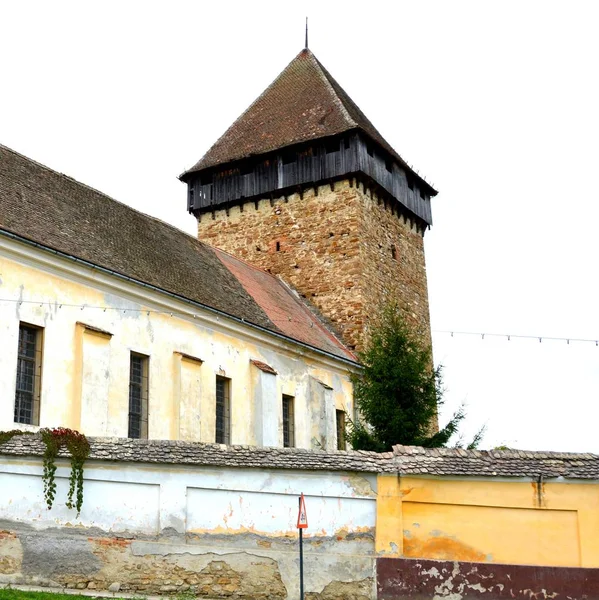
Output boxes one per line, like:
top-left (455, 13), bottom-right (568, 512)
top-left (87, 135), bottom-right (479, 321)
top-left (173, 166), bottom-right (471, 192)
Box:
top-left (348, 303), bottom-right (480, 452)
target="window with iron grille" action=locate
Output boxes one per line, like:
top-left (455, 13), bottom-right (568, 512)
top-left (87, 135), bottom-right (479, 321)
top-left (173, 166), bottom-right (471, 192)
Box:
top-left (14, 323), bottom-right (43, 425)
top-left (282, 395), bottom-right (295, 448)
top-left (128, 353), bottom-right (149, 439)
top-left (215, 376), bottom-right (231, 444)
top-left (336, 410), bottom-right (346, 451)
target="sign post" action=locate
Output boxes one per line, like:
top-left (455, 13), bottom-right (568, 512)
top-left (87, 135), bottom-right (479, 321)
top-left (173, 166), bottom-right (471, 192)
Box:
top-left (297, 493), bottom-right (308, 600)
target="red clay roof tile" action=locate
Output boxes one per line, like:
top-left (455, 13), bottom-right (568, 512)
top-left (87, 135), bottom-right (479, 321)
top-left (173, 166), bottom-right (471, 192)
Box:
top-left (214, 247), bottom-right (356, 362)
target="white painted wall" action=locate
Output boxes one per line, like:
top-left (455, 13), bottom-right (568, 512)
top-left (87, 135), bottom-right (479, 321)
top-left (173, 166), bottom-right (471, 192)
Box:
top-left (0, 237), bottom-right (355, 448)
top-left (0, 455), bottom-right (377, 538)
top-left (252, 367), bottom-right (279, 447)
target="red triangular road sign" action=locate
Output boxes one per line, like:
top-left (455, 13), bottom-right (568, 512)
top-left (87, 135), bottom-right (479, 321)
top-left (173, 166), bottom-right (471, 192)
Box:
top-left (297, 493), bottom-right (308, 529)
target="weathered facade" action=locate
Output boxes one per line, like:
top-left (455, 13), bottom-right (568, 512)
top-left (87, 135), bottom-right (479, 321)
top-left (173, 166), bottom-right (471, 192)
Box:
top-left (0, 143), bottom-right (356, 448)
top-left (183, 48), bottom-right (437, 350)
top-left (1, 438), bottom-right (599, 600)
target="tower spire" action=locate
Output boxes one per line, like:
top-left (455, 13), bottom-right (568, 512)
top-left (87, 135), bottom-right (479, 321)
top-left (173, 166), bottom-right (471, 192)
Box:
top-left (305, 17), bottom-right (308, 49)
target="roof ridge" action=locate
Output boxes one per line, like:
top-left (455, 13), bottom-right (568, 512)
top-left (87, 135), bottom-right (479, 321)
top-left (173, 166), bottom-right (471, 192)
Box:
top-left (306, 51), bottom-right (356, 129)
top-left (180, 49), bottom-right (311, 179)
top-left (310, 56), bottom-right (414, 173)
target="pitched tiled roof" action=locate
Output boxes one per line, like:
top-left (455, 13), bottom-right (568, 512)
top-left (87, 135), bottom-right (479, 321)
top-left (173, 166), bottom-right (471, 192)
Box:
top-left (1, 435), bottom-right (390, 474)
top-left (2, 436), bottom-right (597, 480)
top-left (391, 445), bottom-right (599, 479)
top-left (0, 144), bottom-right (355, 362)
top-left (183, 49), bottom-right (427, 190)
top-left (215, 248), bottom-right (356, 361)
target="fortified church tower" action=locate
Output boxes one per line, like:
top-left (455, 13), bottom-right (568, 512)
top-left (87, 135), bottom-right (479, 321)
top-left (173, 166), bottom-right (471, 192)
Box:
top-left (181, 48), bottom-right (437, 351)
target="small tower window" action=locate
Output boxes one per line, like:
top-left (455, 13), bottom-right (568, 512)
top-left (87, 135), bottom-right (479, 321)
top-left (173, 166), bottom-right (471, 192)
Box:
top-left (419, 188), bottom-right (425, 199)
top-left (325, 138), bottom-right (339, 154)
top-left (276, 241), bottom-right (281, 252)
top-left (298, 147), bottom-right (314, 159)
top-left (385, 159), bottom-right (393, 173)
top-left (366, 144), bottom-right (374, 157)
top-left (281, 149), bottom-right (296, 165)
top-left (391, 244), bottom-right (398, 261)
top-left (240, 162), bottom-right (253, 176)
top-left (407, 177), bottom-right (414, 191)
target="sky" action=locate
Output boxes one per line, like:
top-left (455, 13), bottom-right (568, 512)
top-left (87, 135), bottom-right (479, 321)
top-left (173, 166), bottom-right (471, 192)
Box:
top-left (1, 0), bottom-right (597, 452)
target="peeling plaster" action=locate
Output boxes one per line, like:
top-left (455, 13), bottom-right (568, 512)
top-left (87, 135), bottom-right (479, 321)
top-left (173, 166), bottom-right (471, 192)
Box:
top-left (345, 473), bottom-right (376, 498)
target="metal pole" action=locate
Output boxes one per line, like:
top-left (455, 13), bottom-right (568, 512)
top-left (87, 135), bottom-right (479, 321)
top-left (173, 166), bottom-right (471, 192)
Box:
top-left (299, 497), bottom-right (304, 600)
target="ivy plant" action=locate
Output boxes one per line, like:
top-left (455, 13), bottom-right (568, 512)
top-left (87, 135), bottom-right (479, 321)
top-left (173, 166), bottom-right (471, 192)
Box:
top-left (0, 429), bottom-right (33, 445)
top-left (0, 427), bottom-right (90, 516)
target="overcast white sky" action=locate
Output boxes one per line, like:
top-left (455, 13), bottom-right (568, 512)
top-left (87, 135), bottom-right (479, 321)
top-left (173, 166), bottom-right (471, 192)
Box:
top-left (1, 1), bottom-right (597, 452)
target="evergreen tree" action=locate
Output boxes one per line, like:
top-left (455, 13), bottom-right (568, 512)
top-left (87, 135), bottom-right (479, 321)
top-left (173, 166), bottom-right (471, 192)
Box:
top-left (348, 303), bottom-right (480, 452)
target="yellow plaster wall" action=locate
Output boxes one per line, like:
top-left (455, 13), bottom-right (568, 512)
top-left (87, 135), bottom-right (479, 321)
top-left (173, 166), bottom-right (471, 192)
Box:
top-left (376, 474), bottom-right (599, 568)
top-left (0, 250), bottom-right (354, 448)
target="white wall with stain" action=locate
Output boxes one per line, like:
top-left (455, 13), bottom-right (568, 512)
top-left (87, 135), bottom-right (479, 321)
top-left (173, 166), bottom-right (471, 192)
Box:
top-left (0, 453), bottom-right (377, 599)
top-left (0, 455), bottom-right (377, 538)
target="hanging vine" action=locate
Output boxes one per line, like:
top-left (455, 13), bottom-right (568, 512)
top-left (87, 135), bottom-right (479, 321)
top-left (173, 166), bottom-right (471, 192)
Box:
top-left (40, 427), bottom-right (90, 515)
top-left (0, 427), bottom-right (90, 516)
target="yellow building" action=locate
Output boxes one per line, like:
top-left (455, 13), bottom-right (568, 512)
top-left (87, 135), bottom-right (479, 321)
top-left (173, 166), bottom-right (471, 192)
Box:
top-left (375, 445), bottom-right (599, 596)
top-left (376, 445), bottom-right (599, 569)
top-left (0, 143), bottom-right (357, 448)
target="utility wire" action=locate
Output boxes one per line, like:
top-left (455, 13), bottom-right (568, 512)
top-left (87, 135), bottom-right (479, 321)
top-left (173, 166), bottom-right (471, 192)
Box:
top-left (2, 299), bottom-right (597, 346)
top-left (434, 330), bottom-right (599, 346)
top-left (0, 297), bottom-right (316, 327)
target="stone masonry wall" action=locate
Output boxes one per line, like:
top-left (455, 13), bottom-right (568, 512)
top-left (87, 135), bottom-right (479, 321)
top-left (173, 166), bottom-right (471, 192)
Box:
top-left (199, 181), bottom-right (363, 349)
top-left (197, 180), bottom-right (431, 351)
top-left (357, 184), bottom-right (431, 350)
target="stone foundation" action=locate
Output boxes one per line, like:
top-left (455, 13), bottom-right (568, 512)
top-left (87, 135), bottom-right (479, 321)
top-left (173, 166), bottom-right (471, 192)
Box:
top-left (0, 525), bottom-right (374, 600)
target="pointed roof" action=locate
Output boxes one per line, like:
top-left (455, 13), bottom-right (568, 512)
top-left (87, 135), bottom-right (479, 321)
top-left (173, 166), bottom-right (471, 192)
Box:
top-left (183, 49), bottom-right (431, 191)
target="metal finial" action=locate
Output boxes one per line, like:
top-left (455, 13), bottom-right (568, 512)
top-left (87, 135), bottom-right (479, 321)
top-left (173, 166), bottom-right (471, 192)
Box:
top-left (305, 17), bottom-right (308, 49)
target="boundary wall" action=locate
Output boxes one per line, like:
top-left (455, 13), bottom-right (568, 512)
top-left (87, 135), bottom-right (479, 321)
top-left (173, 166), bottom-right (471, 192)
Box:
top-left (2, 437), bottom-right (599, 599)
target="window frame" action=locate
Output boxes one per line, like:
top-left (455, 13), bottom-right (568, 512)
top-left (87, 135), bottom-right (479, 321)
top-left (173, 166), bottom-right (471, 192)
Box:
top-left (215, 375), bottom-right (231, 444)
top-left (282, 394), bottom-right (295, 448)
top-left (128, 352), bottom-right (149, 439)
top-left (336, 410), bottom-right (346, 451)
top-left (14, 323), bottom-right (43, 426)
